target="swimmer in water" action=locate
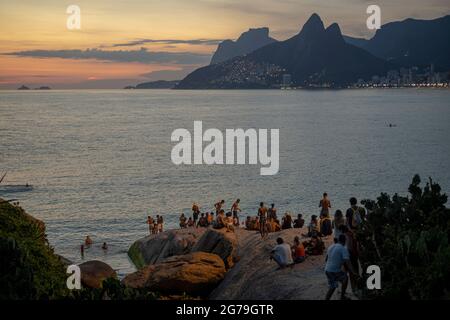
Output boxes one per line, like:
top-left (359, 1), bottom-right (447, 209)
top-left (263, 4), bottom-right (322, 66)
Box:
top-left (85, 235), bottom-right (93, 246)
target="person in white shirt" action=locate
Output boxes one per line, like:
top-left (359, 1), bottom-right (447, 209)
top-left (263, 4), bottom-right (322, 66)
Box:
top-left (324, 234), bottom-right (358, 300)
top-left (270, 237), bottom-right (294, 269)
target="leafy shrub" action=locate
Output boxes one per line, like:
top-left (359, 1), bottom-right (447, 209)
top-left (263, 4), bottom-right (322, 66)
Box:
top-left (357, 175), bottom-right (450, 299)
top-left (0, 201), bottom-right (69, 299)
top-left (0, 200), bottom-right (158, 300)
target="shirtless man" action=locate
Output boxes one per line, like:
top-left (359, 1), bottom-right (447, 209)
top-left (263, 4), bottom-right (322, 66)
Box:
top-left (231, 199), bottom-right (241, 218)
top-left (192, 202), bottom-right (200, 224)
top-left (268, 203), bottom-right (277, 221)
top-left (146, 216), bottom-right (154, 235)
top-left (258, 202), bottom-right (268, 238)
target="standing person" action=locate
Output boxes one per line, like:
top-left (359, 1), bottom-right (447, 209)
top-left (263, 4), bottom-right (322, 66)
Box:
top-left (258, 202), bottom-right (268, 238)
top-left (146, 216), bottom-right (154, 235)
top-left (319, 193), bottom-right (332, 217)
top-left (214, 200), bottom-right (225, 215)
top-left (155, 215), bottom-right (160, 234)
top-left (179, 213), bottom-right (187, 228)
top-left (268, 203), bottom-right (277, 221)
top-left (270, 237), bottom-right (293, 269)
top-left (157, 215), bottom-right (164, 233)
top-left (231, 199), bottom-right (241, 218)
top-left (332, 210), bottom-right (345, 240)
top-left (346, 197), bottom-right (365, 230)
top-left (339, 225), bottom-right (360, 292)
top-left (324, 234), bottom-right (358, 300)
top-left (192, 202), bottom-right (200, 225)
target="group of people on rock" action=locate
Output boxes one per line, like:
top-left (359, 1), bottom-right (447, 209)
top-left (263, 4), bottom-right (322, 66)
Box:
top-left (177, 199), bottom-right (242, 231)
top-left (266, 193), bottom-right (366, 300)
top-left (146, 215), bottom-right (164, 234)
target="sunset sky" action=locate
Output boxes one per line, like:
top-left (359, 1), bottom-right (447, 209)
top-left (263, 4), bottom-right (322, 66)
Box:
top-left (1, 0), bottom-right (449, 89)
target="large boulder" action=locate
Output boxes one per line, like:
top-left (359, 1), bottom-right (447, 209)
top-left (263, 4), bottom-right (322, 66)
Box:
top-left (191, 228), bottom-right (238, 269)
top-left (78, 260), bottom-right (117, 289)
top-left (128, 228), bottom-right (206, 268)
top-left (123, 252), bottom-right (225, 296)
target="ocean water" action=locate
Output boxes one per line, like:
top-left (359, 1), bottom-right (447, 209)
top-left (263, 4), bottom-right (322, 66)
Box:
top-left (1, 89), bottom-right (449, 276)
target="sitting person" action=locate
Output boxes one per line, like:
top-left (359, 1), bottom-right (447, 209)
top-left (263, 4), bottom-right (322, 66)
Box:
top-left (281, 212), bottom-right (293, 229)
top-left (223, 211), bottom-right (235, 232)
top-left (305, 215), bottom-right (320, 237)
top-left (293, 213), bottom-right (305, 228)
top-left (213, 209), bottom-right (226, 229)
top-left (292, 236), bottom-right (306, 263)
top-left (245, 216), bottom-right (252, 229)
top-left (320, 213), bottom-right (333, 236)
top-left (303, 235), bottom-right (325, 255)
top-left (187, 217), bottom-right (194, 227)
top-left (207, 212), bottom-right (214, 225)
top-left (179, 213), bottom-right (187, 228)
top-left (245, 216), bottom-right (260, 231)
top-left (197, 213), bottom-right (208, 227)
top-left (270, 237), bottom-right (293, 269)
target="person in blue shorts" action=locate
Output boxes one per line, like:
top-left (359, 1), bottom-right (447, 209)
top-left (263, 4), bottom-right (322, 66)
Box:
top-left (324, 234), bottom-right (358, 300)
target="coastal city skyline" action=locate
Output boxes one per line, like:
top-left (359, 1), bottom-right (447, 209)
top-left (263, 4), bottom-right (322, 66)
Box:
top-left (1, 0), bottom-right (449, 89)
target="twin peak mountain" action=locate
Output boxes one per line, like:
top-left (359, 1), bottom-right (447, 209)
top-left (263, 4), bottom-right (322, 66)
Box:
top-left (178, 13), bottom-right (390, 88)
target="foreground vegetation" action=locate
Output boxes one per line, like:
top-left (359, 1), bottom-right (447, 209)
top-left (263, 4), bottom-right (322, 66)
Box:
top-left (358, 175), bottom-right (450, 299)
top-left (0, 199), bottom-right (156, 300)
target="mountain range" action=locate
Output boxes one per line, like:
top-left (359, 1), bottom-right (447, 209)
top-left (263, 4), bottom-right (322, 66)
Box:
top-left (177, 14), bottom-right (450, 89)
top-left (210, 27), bottom-right (276, 65)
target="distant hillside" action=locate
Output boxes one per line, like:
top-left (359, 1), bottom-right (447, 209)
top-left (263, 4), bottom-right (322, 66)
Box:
top-left (361, 15), bottom-right (450, 70)
top-left (125, 80), bottom-right (180, 89)
top-left (210, 27), bottom-right (276, 65)
top-left (177, 14), bottom-right (391, 89)
top-left (343, 35), bottom-right (369, 48)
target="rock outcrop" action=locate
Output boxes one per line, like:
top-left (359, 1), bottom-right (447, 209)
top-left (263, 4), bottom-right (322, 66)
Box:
top-left (78, 260), bottom-right (117, 289)
top-left (123, 252), bottom-right (225, 296)
top-left (128, 228), bottom-right (206, 268)
top-left (209, 228), bottom-right (335, 300)
top-left (192, 228), bottom-right (238, 269)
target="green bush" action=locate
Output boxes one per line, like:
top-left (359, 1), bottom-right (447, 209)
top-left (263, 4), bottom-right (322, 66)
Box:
top-left (0, 200), bottom-right (158, 300)
top-left (0, 201), bottom-right (69, 299)
top-left (357, 175), bottom-right (450, 299)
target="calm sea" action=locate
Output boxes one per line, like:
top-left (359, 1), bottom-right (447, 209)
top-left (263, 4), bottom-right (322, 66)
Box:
top-left (1, 89), bottom-right (449, 275)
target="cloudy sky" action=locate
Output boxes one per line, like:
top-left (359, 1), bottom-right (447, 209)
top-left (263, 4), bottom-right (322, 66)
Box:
top-left (0, 0), bottom-right (449, 88)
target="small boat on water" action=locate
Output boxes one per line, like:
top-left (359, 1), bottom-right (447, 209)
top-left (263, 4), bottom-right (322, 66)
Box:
top-left (0, 172), bottom-right (33, 193)
top-left (0, 184), bottom-right (33, 193)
